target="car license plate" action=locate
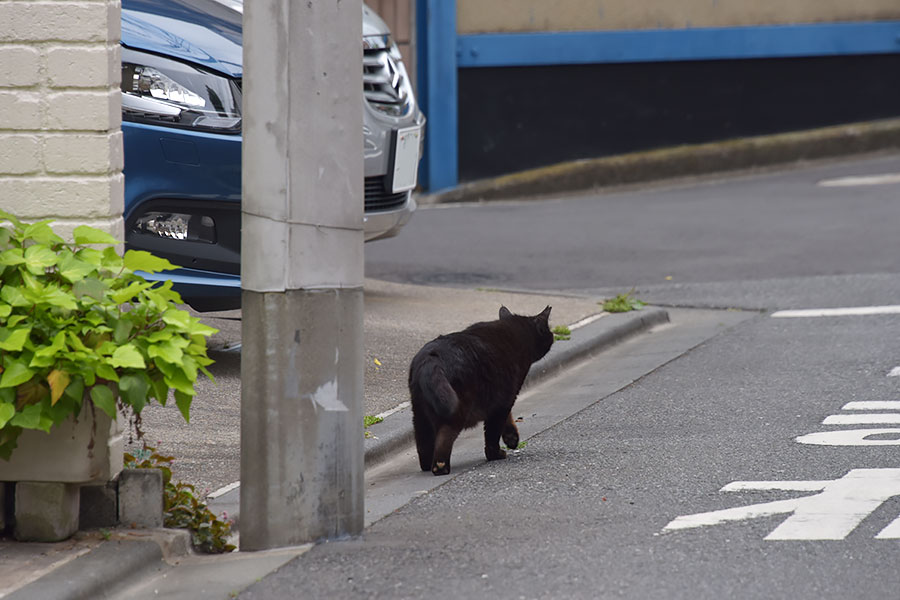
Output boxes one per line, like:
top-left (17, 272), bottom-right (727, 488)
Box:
top-left (391, 125), bottom-right (422, 193)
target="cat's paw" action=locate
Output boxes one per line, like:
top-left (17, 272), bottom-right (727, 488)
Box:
top-left (485, 447), bottom-right (507, 461)
top-left (432, 461), bottom-right (451, 476)
top-left (502, 429), bottom-right (519, 450)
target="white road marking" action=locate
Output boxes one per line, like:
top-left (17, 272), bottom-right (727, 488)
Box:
top-left (875, 515), bottom-right (900, 539)
top-left (818, 173), bottom-right (900, 187)
top-left (889, 367), bottom-right (900, 378)
top-left (721, 480), bottom-right (829, 492)
top-left (795, 428), bottom-right (900, 446)
top-left (823, 414), bottom-right (900, 425)
top-left (568, 313), bottom-right (605, 331)
top-left (664, 469), bottom-right (900, 540)
top-left (841, 401), bottom-right (900, 410)
top-left (208, 480), bottom-right (240, 499)
top-left (663, 498), bottom-right (801, 533)
top-left (771, 306), bottom-right (900, 318)
top-left (375, 401), bottom-right (410, 420)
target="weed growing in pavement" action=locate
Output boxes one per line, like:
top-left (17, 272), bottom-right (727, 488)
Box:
top-left (601, 289), bottom-right (646, 313)
top-left (552, 325), bottom-right (571, 341)
top-left (364, 414), bottom-right (384, 438)
top-left (125, 445), bottom-right (236, 553)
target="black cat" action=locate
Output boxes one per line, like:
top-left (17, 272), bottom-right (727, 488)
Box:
top-left (408, 306), bottom-right (554, 475)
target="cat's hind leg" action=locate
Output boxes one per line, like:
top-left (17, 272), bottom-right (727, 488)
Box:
top-left (484, 410), bottom-right (509, 461)
top-left (413, 414), bottom-right (435, 472)
top-left (432, 424), bottom-right (461, 475)
top-left (501, 411), bottom-right (519, 450)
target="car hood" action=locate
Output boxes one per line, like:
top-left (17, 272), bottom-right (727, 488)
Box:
top-left (362, 3), bottom-right (391, 39)
top-left (121, 0), bottom-right (243, 78)
top-left (122, 1), bottom-right (392, 80)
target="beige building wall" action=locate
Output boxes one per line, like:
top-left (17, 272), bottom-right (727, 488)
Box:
top-left (0, 0), bottom-right (123, 239)
top-left (458, 0), bottom-right (900, 34)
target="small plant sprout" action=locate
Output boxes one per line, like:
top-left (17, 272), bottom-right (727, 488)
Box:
top-left (601, 288), bottom-right (646, 313)
top-left (364, 414), bottom-right (383, 439)
top-left (552, 325), bottom-right (571, 341)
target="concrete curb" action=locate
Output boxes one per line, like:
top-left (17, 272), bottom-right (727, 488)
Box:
top-left (420, 118), bottom-right (900, 204)
top-left (5, 532), bottom-right (188, 600)
top-left (362, 306), bottom-right (670, 468)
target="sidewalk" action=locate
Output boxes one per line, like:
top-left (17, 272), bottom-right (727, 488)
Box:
top-left (0, 280), bottom-right (666, 600)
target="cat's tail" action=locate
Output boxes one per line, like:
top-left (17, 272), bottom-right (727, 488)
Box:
top-left (414, 355), bottom-right (459, 419)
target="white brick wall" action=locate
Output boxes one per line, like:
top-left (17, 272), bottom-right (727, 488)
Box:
top-left (0, 0), bottom-right (123, 239)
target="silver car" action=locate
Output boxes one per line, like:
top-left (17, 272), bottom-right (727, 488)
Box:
top-left (361, 3), bottom-right (425, 241)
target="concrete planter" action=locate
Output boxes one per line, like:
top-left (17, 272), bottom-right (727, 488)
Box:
top-left (0, 408), bottom-right (124, 484)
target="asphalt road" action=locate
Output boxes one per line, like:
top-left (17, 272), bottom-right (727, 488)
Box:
top-left (241, 308), bottom-right (900, 599)
top-left (238, 153), bottom-right (900, 599)
top-left (366, 152), bottom-right (900, 310)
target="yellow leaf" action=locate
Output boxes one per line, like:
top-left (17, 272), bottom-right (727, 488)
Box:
top-left (47, 369), bottom-right (71, 406)
top-left (373, 358), bottom-right (382, 366)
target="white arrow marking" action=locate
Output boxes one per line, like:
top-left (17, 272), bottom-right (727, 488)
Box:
top-left (663, 469), bottom-right (900, 540)
top-left (795, 428), bottom-right (900, 446)
top-left (841, 401), bottom-right (900, 410)
top-left (822, 414), bottom-right (900, 425)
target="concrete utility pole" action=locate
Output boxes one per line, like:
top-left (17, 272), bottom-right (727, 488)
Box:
top-left (240, 0), bottom-right (365, 549)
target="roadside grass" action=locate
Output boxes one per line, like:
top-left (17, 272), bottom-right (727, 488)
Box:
top-left (552, 325), bottom-right (571, 341)
top-left (601, 289), bottom-right (646, 313)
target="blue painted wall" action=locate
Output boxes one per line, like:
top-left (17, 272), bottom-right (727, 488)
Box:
top-left (416, 0), bottom-right (900, 191)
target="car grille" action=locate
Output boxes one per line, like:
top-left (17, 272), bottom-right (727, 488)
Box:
top-left (365, 177), bottom-right (407, 212)
top-left (363, 47), bottom-right (411, 116)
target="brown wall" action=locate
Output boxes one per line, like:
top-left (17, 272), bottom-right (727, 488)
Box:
top-left (458, 0), bottom-right (900, 34)
top-left (367, 0), bottom-right (416, 89)
top-left (367, 0), bottom-right (411, 48)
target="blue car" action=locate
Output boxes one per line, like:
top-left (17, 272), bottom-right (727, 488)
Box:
top-left (120, 0), bottom-right (424, 311)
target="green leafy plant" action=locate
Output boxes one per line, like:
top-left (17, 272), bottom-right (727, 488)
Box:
top-left (601, 289), bottom-right (646, 313)
top-left (125, 446), bottom-right (235, 553)
top-left (0, 212), bottom-right (216, 459)
top-left (551, 325), bottom-right (571, 341)
top-left (364, 414), bottom-right (383, 438)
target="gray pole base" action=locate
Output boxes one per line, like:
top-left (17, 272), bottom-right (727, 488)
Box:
top-left (240, 288), bottom-right (364, 550)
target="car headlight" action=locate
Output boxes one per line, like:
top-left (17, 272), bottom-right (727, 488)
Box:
top-left (121, 47), bottom-right (241, 133)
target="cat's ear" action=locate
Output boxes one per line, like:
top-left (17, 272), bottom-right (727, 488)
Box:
top-left (499, 306), bottom-right (513, 319)
top-left (536, 305), bottom-right (551, 323)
